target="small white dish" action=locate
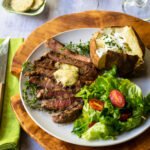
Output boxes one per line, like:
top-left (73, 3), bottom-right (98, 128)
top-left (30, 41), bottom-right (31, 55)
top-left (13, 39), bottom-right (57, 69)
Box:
top-left (2, 0), bottom-right (46, 16)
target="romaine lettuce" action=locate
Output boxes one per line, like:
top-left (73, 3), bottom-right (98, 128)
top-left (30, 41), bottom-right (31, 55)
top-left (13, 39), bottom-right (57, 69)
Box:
top-left (82, 122), bottom-right (115, 140)
top-left (73, 67), bottom-right (149, 140)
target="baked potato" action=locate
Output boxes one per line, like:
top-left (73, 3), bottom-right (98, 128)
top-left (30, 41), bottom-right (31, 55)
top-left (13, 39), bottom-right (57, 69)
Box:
top-left (90, 26), bottom-right (145, 76)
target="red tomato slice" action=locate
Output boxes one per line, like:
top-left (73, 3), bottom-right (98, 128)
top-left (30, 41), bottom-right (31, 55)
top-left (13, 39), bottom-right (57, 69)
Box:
top-left (89, 99), bottom-right (104, 111)
top-left (109, 90), bottom-right (126, 108)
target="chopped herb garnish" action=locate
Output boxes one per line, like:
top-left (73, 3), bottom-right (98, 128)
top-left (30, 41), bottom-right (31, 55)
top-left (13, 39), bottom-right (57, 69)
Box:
top-left (64, 40), bottom-right (90, 56)
top-left (22, 81), bottom-right (41, 109)
top-left (102, 33), bottom-right (132, 52)
top-left (22, 61), bottom-right (34, 72)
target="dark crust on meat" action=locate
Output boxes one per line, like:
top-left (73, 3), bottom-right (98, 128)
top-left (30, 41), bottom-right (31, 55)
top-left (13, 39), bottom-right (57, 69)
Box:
top-left (45, 38), bottom-right (91, 63)
top-left (45, 38), bottom-right (64, 51)
top-left (34, 56), bottom-right (56, 70)
top-left (25, 67), bottom-right (55, 78)
top-left (47, 50), bottom-right (98, 81)
top-left (41, 98), bottom-right (82, 111)
top-left (30, 76), bottom-right (83, 94)
top-left (52, 100), bottom-right (83, 123)
top-left (25, 38), bottom-right (99, 123)
top-left (36, 89), bottom-right (75, 99)
top-left (34, 40), bottom-right (98, 81)
top-left (29, 76), bottom-right (63, 90)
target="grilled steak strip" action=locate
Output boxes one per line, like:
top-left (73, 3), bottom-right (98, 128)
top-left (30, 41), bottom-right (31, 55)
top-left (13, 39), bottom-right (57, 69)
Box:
top-left (29, 76), bottom-right (63, 90)
top-left (52, 100), bottom-right (83, 123)
top-left (45, 38), bottom-right (64, 51)
top-left (34, 52), bottom-right (98, 81)
top-left (24, 38), bottom-right (100, 123)
top-left (47, 50), bottom-right (98, 80)
top-left (34, 54), bottom-right (96, 81)
top-left (25, 67), bottom-right (55, 78)
top-left (36, 89), bottom-right (75, 99)
top-left (34, 56), bottom-right (56, 70)
top-left (29, 72), bottom-right (84, 90)
top-left (41, 97), bottom-right (82, 111)
top-left (30, 39), bottom-right (98, 82)
top-left (45, 38), bottom-right (91, 63)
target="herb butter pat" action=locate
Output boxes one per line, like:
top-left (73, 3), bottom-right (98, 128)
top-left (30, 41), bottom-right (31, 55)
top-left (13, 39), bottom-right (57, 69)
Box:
top-left (53, 63), bottom-right (79, 87)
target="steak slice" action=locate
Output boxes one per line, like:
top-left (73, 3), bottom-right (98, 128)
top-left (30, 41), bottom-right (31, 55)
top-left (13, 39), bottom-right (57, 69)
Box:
top-left (47, 50), bottom-right (98, 80)
top-left (29, 76), bottom-right (63, 90)
top-left (29, 39), bottom-right (98, 83)
top-left (36, 89), bottom-right (74, 99)
top-left (25, 67), bottom-right (55, 78)
top-left (52, 100), bottom-right (83, 123)
top-left (45, 38), bottom-right (98, 80)
top-left (45, 38), bottom-right (91, 63)
top-left (24, 38), bottom-right (100, 123)
top-left (34, 55), bottom-right (56, 70)
top-left (45, 38), bottom-right (64, 51)
top-left (41, 97), bottom-right (82, 111)
top-left (30, 75), bottom-right (83, 94)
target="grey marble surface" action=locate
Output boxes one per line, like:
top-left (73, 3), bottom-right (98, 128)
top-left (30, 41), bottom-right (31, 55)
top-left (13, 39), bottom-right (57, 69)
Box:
top-left (0, 0), bottom-right (131, 150)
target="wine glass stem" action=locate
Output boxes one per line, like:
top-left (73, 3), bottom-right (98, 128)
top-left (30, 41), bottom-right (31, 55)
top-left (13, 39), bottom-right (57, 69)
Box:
top-left (97, 0), bottom-right (100, 9)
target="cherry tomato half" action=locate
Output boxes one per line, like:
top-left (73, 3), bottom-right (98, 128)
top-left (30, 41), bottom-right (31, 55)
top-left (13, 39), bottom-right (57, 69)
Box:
top-left (109, 90), bottom-right (126, 108)
top-left (89, 99), bottom-right (104, 111)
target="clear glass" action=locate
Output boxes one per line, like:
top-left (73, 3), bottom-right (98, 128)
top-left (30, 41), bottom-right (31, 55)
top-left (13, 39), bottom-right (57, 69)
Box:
top-left (122, 0), bottom-right (150, 21)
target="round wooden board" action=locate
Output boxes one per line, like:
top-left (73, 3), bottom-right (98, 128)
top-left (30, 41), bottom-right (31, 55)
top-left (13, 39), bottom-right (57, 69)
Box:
top-left (10, 11), bottom-right (150, 149)
top-left (11, 95), bottom-right (150, 150)
top-left (11, 10), bottom-right (150, 77)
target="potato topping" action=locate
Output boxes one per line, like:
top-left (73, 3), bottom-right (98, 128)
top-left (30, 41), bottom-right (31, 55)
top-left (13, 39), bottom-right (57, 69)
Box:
top-left (96, 28), bottom-right (132, 58)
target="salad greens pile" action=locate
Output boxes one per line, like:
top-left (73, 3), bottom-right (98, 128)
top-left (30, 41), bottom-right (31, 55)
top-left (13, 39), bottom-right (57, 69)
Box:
top-left (73, 67), bottom-right (150, 140)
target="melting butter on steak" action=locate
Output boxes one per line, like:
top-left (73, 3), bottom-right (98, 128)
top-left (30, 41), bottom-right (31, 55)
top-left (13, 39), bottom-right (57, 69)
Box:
top-left (25, 38), bottom-right (99, 123)
top-left (53, 63), bottom-right (79, 87)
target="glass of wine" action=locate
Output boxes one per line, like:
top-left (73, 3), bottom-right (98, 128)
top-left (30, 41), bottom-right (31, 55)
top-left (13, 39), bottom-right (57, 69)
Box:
top-left (122, 0), bottom-right (150, 21)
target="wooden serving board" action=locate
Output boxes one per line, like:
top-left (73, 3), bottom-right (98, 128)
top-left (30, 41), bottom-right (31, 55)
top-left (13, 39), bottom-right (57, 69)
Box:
top-left (10, 11), bottom-right (150, 149)
top-left (11, 95), bottom-right (150, 150)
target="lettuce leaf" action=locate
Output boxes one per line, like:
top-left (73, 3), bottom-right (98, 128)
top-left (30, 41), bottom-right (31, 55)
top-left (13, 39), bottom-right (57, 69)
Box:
top-left (73, 67), bottom-right (147, 140)
top-left (82, 122), bottom-right (115, 140)
top-left (143, 93), bottom-right (150, 115)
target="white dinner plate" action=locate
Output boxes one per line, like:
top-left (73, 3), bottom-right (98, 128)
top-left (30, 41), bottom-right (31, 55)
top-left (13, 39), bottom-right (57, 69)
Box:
top-left (20, 28), bottom-right (150, 147)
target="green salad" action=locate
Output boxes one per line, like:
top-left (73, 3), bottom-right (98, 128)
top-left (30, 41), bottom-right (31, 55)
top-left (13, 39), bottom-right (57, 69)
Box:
top-left (72, 67), bottom-right (150, 140)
